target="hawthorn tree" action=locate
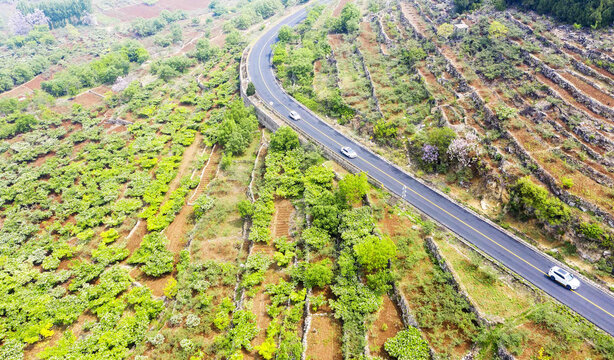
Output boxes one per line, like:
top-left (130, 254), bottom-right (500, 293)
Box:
top-left (338, 172), bottom-right (369, 205)
top-left (354, 235), bottom-right (396, 272)
top-left (270, 126), bottom-right (299, 152)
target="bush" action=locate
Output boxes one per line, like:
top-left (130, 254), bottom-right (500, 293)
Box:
top-left (354, 235), bottom-right (396, 273)
top-left (561, 176), bottom-right (573, 189)
top-left (246, 82), bottom-right (256, 96)
top-left (509, 177), bottom-right (571, 226)
top-left (237, 199), bottom-right (254, 218)
top-left (384, 328), bottom-right (430, 360)
top-left (302, 226), bottom-right (330, 250)
top-left (128, 232), bottom-right (174, 276)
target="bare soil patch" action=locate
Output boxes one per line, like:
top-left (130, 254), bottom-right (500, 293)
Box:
top-left (24, 74), bottom-right (44, 91)
top-left (534, 73), bottom-right (612, 124)
top-left (189, 146), bottom-right (221, 203)
top-left (272, 198), bottom-right (294, 239)
top-left (368, 295), bottom-right (404, 359)
top-left (73, 91), bottom-right (104, 108)
top-left (305, 315), bottom-right (343, 360)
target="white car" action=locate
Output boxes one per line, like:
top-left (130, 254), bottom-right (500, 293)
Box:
top-left (548, 266), bottom-right (580, 290)
top-left (289, 111), bottom-right (301, 121)
top-left (341, 146), bottom-right (357, 159)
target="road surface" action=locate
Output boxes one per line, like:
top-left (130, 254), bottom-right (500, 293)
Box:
top-left (246, 4), bottom-right (614, 335)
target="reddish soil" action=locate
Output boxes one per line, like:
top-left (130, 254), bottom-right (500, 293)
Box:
top-left (24, 74), bottom-right (44, 91)
top-left (534, 73), bottom-right (613, 124)
top-left (368, 295), bottom-right (404, 359)
top-left (272, 198), bottom-right (294, 239)
top-left (73, 91), bottom-right (104, 108)
top-left (124, 219), bottom-right (148, 255)
top-left (130, 267), bottom-right (168, 298)
top-left (400, 2), bottom-right (428, 37)
top-left (198, 236), bottom-right (240, 262)
top-left (161, 137), bottom-right (206, 257)
top-left (305, 315), bottom-right (343, 360)
top-left (104, 0), bottom-right (211, 21)
top-left (0, 83), bottom-right (32, 99)
top-left (559, 71), bottom-right (614, 107)
top-left (23, 312), bottom-right (97, 359)
top-left (562, 49), bottom-right (614, 83)
top-left (252, 243), bottom-right (276, 256)
top-left (312, 287), bottom-right (334, 314)
top-left (33, 151), bottom-right (56, 167)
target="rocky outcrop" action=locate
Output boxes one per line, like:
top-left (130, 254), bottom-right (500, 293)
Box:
top-left (497, 346), bottom-right (517, 360)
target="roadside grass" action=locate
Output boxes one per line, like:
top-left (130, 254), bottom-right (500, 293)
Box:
top-left (433, 236), bottom-right (534, 321)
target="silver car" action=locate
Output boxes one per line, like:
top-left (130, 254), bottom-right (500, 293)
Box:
top-left (341, 146), bottom-right (357, 159)
top-left (289, 111), bottom-right (301, 121)
top-left (548, 266), bottom-right (580, 290)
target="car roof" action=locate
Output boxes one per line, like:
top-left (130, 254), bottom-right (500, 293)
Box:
top-left (553, 266), bottom-right (569, 276)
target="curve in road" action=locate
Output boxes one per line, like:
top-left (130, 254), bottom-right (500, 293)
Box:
top-left (246, 3), bottom-right (614, 335)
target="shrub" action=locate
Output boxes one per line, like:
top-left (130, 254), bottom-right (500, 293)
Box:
top-left (246, 82), bottom-right (256, 96)
top-left (163, 277), bottom-right (178, 298)
top-left (237, 199), bottom-right (254, 218)
top-left (338, 173), bottom-right (369, 205)
top-left (128, 232), bottom-right (174, 276)
top-left (297, 259), bottom-right (333, 289)
top-left (384, 328), bottom-right (430, 360)
top-left (509, 177), bottom-right (571, 226)
top-left (302, 226), bottom-right (330, 250)
top-left (561, 176), bottom-right (573, 189)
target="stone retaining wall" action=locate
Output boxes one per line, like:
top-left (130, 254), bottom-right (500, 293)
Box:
top-left (354, 46), bottom-right (384, 117)
top-left (522, 52), bottom-right (614, 120)
top-left (424, 237), bottom-right (497, 327)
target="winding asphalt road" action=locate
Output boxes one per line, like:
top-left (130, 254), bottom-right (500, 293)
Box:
top-left (246, 4), bottom-right (614, 335)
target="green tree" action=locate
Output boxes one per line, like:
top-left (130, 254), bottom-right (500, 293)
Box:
top-left (286, 47), bottom-right (314, 85)
top-left (278, 25), bottom-right (295, 43)
top-left (192, 38), bottom-right (220, 63)
top-left (270, 126), bottom-right (299, 152)
top-left (489, 20), bottom-right (508, 38)
top-left (437, 23), bottom-right (455, 38)
top-left (426, 127), bottom-right (456, 155)
top-left (237, 199), bottom-right (254, 218)
top-left (299, 259), bottom-right (333, 289)
top-left (334, 3), bottom-right (360, 33)
top-left (354, 235), bottom-right (396, 272)
top-left (338, 172), bottom-right (369, 205)
top-left (246, 82), bottom-right (256, 96)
